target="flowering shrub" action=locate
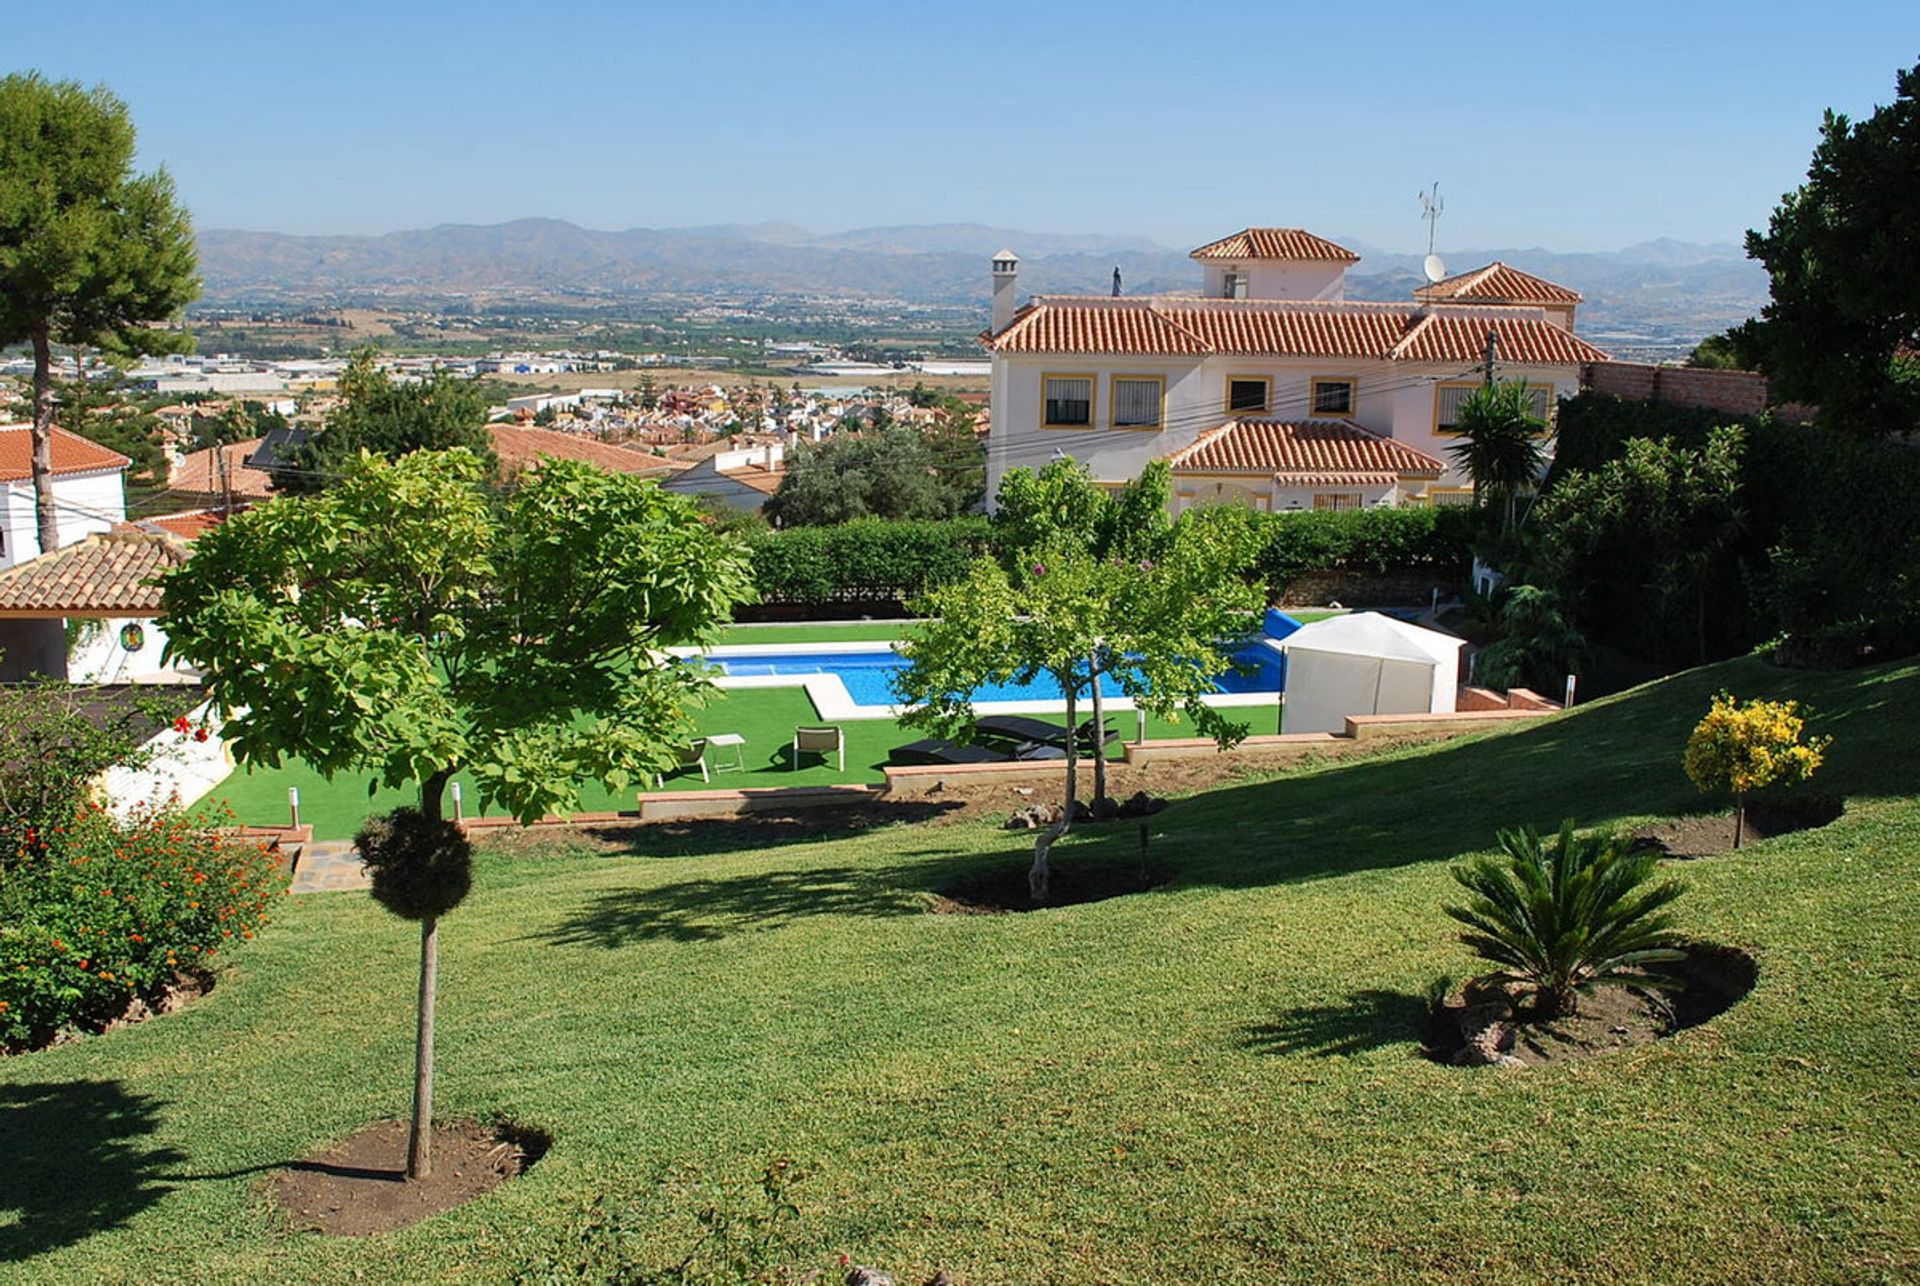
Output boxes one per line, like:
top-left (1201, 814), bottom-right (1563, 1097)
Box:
top-left (1683, 692), bottom-right (1832, 847)
top-left (0, 802), bottom-right (288, 1049)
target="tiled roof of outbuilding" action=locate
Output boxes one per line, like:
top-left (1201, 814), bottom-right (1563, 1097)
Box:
top-left (0, 425), bottom-right (131, 481)
top-left (1168, 418), bottom-right (1446, 485)
top-left (0, 531), bottom-right (189, 617)
top-left (1414, 261), bottom-right (1582, 306)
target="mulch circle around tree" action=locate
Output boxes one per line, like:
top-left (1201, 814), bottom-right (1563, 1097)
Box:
top-left (1632, 794), bottom-right (1844, 859)
top-left (1425, 942), bottom-right (1759, 1069)
top-left (929, 860), bottom-right (1175, 914)
top-left (271, 1118), bottom-right (549, 1236)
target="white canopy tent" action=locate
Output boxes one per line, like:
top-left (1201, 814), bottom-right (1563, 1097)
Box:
top-left (1278, 612), bottom-right (1465, 734)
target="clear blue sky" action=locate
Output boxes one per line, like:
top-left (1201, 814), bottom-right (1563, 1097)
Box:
top-left (10, 2), bottom-right (1917, 252)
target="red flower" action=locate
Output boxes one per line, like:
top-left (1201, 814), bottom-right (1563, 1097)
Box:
top-left (173, 715), bottom-right (192, 734)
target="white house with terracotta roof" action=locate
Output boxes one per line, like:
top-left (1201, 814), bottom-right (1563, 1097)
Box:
top-left (981, 228), bottom-right (1607, 513)
top-left (0, 424), bottom-right (131, 570)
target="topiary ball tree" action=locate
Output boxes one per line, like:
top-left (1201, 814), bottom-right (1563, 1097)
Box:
top-left (353, 806), bottom-right (474, 1180)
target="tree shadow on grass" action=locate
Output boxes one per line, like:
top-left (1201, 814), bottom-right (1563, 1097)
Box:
top-left (534, 861), bottom-right (943, 947)
top-left (0, 1080), bottom-right (184, 1263)
top-left (1239, 990), bottom-right (1430, 1058)
top-left (507, 799), bottom-right (967, 863)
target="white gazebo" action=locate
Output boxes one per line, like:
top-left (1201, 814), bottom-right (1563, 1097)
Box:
top-left (1278, 612), bottom-right (1465, 734)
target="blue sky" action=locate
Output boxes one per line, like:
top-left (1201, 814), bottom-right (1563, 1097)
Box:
top-left (9, 2), bottom-right (1916, 251)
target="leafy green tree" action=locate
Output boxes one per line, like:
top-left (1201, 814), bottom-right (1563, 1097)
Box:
top-left (1684, 329), bottom-right (1758, 371)
top-left (1446, 380), bottom-right (1547, 537)
top-left (1446, 821), bottom-right (1688, 1019)
top-left (1743, 59), bottom-right (1920, 434)
top-left (897, 460), bottom-right (1264, 899)
top-left (766, 426), bottom-right (963, 526)
top-left (0, 73), bottom-right (199, 553)
top-left (271, 351), bottom-right (495, 492)
top-left (47, 366), bottom-right (167, 499)
top-left (160, 448), bottom-right (754, 1177)
top-left (1471, 584), bottom-right (1586, 695)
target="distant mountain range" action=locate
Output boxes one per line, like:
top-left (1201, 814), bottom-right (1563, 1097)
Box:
top-left (195, 218), bottom-right (1769, 345)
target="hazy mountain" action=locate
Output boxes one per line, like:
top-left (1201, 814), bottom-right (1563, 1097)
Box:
top-left (194, 218), bottom-right (1768, 347)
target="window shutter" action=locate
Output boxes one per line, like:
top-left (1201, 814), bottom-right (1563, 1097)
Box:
top-left (1113, 378), bottom-right (1161, 426)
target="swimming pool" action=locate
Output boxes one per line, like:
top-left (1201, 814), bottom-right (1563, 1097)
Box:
top-left (683, 639), bottom-right (1287, 719)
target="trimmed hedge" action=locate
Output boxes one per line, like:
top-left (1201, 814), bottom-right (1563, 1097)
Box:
top-left (746, 517), bottom-right (993, 605)
top-left (743, 508), bottom-right (1472, 607)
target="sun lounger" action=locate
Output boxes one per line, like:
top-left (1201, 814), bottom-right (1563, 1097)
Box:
top-left (973, 715), bottom-right (1117, 751)
top-left (889, 739), bottom-right (1010, 766)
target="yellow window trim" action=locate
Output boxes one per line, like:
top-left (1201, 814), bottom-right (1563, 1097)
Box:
top-left (1039, 370), bottom-right (1097, 430)
top-left (1108, 373), bottom-right (1167, 430)
top-left (1309, 376), bottom-right (1358, 419)
top-left (1224, 374), bottom-right (1272, 416)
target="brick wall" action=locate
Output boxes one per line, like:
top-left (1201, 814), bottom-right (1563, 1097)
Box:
top-left (1581, 361), bottom-right (1818, 423)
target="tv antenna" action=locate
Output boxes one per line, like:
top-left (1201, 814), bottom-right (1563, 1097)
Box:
top-left (1419, 182), bottom-right (1447, 282)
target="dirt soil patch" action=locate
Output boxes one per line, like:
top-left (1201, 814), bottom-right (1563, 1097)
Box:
top-left (271, 1118), bottom-right (547, 1236)
top-left (1633, 794), bottom-right (1843, 859)
top-left (8, 970), bottom-right (214, 1057)
top-left (1426, 943), bottom-right (1759, 1068)
top-left (930, 859), bottom-right (1175, 914)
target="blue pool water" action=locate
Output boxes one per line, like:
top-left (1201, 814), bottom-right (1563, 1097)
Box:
top-left (708, 641), bottom-right (1285, 708)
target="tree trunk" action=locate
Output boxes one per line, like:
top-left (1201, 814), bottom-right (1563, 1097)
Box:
top-left (29, 328), bottom-right (60, 558)
top-left (1087, 651), bottom-right (1109, 807)
top-left (407, 914), bottom-right (438, 1180)
top-left (407, 765), bottom-right (455, 1181)
top-left (1733, 795), bottom-right (1745, 850)
top-left (1031, 680), bottom-right (1078, 903)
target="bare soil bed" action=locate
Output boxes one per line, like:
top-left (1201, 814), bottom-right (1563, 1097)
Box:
top-left (1426, 943), bottom-right (1759, 1068)
top-left (1633, 794), bottom-right (1844, 859)
top-left (271, 1118), bottom-right (548, 1236)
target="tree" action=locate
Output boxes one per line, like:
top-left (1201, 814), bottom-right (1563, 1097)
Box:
top-left (1743, 59), bottom-right (1920, 434)
top-left (1446, 821), bottom-right (1688, 1019)
top-left (1684, 329), bottom-right (1759, 371)
top-left (896, 460), bottom-right (1265, 900)
top-left (271, 351), bottom-right (496, 493)
top-left (766, 426), bottom-right (964, 526)
top-left (1446, 380), bottom-right (1547, 537)
top-left (160, 448), bottom-right (754, 1177)
top-left (0, 73), bottom-right (199, 554)
top-left (47, 366), bottom-right (168, 500)
top-left (1683, 693), bottom-right (1830, 848)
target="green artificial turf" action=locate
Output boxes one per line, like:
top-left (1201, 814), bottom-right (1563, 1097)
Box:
top-left (7, 655), bottom-right (1917, 1281)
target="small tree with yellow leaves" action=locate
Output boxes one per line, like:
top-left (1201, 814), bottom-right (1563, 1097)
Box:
top-left (1683, 693), bottom-right (1831, 848)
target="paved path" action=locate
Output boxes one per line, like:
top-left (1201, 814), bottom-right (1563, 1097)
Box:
top-left (290, 840), bottom-right (369, 893)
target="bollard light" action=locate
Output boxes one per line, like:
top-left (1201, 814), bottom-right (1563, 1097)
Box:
top-left (288, 785), bottom-right (301, 830)
top-left (451, 781), bottom-right (464, 822)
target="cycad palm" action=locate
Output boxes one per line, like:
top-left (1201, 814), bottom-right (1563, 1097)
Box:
top-left (1445, 821), bottom-right (1687, 1018)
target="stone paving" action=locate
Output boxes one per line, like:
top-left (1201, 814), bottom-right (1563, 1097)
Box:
top-left (289, 840), bottom-right (369, 893)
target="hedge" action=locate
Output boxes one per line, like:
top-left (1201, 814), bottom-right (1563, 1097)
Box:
top-left (742, 508), bottom-right (1473, 607)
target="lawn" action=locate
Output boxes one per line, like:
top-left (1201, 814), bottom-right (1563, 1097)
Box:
top-left (198, 616), bottom-right (1339, 838)
top-left (14, 654), bottom-right (1915, 1281)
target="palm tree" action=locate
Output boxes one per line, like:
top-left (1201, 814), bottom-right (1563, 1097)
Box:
top-left (1445, 821), bottom-right (1687, 1019)
top-left (1447, 380), bottom-right (1548, 535)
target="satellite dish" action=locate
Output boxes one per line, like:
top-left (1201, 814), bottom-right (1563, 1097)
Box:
top-left (1423, 253), bottom-right (1448, 283)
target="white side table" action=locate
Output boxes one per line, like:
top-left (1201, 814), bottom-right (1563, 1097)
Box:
top-left (707, 732), bottom-right (747, 772)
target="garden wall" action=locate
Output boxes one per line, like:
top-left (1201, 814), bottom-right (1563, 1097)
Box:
top-left (1581, 361), bottom-right (1816, 423)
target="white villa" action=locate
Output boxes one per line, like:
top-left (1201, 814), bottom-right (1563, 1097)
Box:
top-left (0, 424), bottom-right (131, 568)
top-left (981, 229), bottom-right (1606, 512)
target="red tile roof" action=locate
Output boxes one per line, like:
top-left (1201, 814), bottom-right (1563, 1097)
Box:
top-left (986, 298), bottom-right (1608, 365)
top-left (170, 438), bottom-right (276, 500)
top-left (1189, 228), bottom-right (1360, 263)
top-left (0, 531), bottom-right (189, 617)
top-left (0, 424), bottom-right (131, 482)
top-left (489, 424), bottom-right (671, 476)
top-left (1167, 419), bottom-right (1446, 485)
top-left (136, 509), bottom-right (231, 540)
top-left (1415, 261), bottom-right (1582, 306)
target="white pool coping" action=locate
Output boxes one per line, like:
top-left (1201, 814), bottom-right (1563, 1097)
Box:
top-left (669, 639), bottom-right (1288, 723)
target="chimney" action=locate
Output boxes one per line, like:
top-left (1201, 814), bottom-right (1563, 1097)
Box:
top-left (990, 250), bottom-right (1020, 335)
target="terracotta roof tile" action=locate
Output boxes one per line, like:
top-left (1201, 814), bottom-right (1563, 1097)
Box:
top-left (136, 509), bottom-right (231, 540)
top-left (170, 437), bottom-right (276, 499)
top-left (985, 297), bottom-right (1608, 365)
top-left (1168, 419), bottom-right (1446, 482)
top-left (1415, 261), bottom-right (1582, 305)
top-left (0, 424), bottom-right (131, 482)
top-left (1189, 228), bottom-right (1360, 263)
top-left (489, 424), bottom-right (670, 475)
top-left (0, 531), bottom-right (189, 616)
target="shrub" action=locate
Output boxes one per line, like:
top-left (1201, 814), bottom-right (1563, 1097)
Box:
top-left (0, 803), bottom-right (288, 1048)
top-left (747, 517), bottom-right (992, 605)
top-left (1445, 820), bottom-right (1688, 1019)
top-left (1683, 693), bottom-right (1830, 847)
top-left (1251, 505), bottom-right (1474, 593)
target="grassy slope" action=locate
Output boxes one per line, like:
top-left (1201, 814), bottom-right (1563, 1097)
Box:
top-left (9, 656), bottom-right (1916, 1282)
top-left (200, 616), bottom-right (1337, 838)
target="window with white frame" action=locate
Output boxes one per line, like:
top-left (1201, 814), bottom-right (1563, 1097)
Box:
top-left (1436, 381), bottom-right (1557, 434)
top-left (1110, 376), bottom-right (1164, 428)
top-left (1042, 375), bottom-right (1093, 427)
top-left (1311, 378), bottom-right (1356, 416)
top-left (1313, 493), bottom-right (1362, 511)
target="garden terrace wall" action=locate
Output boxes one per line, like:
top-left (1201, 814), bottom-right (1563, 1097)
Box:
top-left (1581, 360), bottom-right (1816, 423)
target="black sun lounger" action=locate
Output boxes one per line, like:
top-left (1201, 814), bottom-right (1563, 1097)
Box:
top-left (889, 739), bottom-right (1010, 766)
top-left (973, 715), bottom-right (1118, 750)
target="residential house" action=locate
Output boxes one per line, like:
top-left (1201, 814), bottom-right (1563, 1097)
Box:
top-left (0, 529), bottom-right (194, 683)
top-left (660, 440), bottom-right (786, 512)
top-left (0, 424), bottom-right (131, 570)
top-left (981, 229), bottom-right (1607, 512)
